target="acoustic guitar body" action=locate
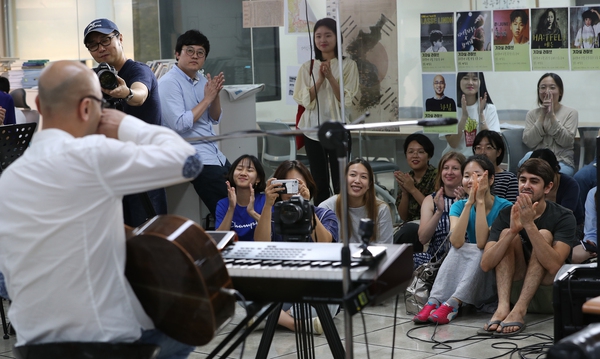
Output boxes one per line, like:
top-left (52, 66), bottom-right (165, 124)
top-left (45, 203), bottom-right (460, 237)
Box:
top-left (125, 215), bottom-right (235, 346)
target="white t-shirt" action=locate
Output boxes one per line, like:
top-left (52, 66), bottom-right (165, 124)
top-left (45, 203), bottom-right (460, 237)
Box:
top-left (319, 195), bottom-right (393, 244)
top-left (0, 115), bottom-right (199, 345)
top-left (440, 102), bottom-right (500, 158)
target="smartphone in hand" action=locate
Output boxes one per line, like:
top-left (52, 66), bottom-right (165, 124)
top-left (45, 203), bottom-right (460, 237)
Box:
top-left (581, 240), bottom-right (597, 253)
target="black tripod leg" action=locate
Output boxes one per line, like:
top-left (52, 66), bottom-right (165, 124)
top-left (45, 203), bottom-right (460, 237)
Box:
top-left (207, 302), bottom-right (278, 359)
top-left (255, 302), bottom-right (284, 359)
top-left (315, 304), bottom-right (344, 359)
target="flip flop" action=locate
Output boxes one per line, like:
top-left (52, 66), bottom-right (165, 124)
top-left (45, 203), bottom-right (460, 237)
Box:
top-left (494, 321), bottom-right (526, 337)
top-left (477, 320), bottom-right (502, 336)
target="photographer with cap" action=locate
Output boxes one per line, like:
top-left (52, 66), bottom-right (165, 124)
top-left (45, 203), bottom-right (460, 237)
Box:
top-left (84, 18), bottom-right (166, 227)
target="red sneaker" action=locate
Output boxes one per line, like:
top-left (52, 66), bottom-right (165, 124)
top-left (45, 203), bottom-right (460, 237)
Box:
top-left (429, 303), bottom-right (458, 324)
top-left (413, 302), bottom-right (438, 324)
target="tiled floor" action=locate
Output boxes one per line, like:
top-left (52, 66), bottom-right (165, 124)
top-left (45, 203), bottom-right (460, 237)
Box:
top-left (196, 298), bottom-right (553, 359)
top-left (0, 296), bottom-right (555, 358)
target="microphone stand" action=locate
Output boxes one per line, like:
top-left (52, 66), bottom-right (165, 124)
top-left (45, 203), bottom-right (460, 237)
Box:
top-left (318, 121), bottom-right (353, 359)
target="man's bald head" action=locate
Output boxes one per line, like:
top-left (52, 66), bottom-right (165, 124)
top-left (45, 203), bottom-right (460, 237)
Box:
top-left (433, 74), bottom-right (446, 98)
top-left (38, 61), bottom-right (100, 117)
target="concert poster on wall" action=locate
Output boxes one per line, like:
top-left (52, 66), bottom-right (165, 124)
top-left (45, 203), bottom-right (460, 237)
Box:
top-left (422, 73), bottom-right (458, 134)
top-left (569, 6), bottom-right (600, 71)
top-left (492, 9), bottom-right (531, 71)
top-left (456, 11), bottom-right (493, 71)
top-left (530, 7), bottom-right (569, 71)
top-left (420, 12), bottom-right (456, 73)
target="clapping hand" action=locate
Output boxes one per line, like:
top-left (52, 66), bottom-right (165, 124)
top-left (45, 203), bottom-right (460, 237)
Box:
top-left (433, 187), bottom-right (445, 212)
top-left (454, 186), bottom-right (467, 200)
top-left (476, 170), bottom-right (489, 202)
top-left (204, 72), bottom-right (225, 102)
top-left (465, 173), bottom-right (479, 206)
top-left (394, 171), bottom-right (415, 194)
top-left (225, 181), bottom-right (237, 209)
top-left (319, 60), bottom-right (333, 82)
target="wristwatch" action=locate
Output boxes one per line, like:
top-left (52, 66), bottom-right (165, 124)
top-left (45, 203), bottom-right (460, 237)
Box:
top-left (125, 88), bottom-right (134, 102)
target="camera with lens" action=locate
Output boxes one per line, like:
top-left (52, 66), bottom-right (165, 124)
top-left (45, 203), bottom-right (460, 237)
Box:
top-left (93, 62), bottom-right (121, 109)
top-left (273, 195), bottom-right (313, 242)
top-left (94, 62), bottom-right (119, 90)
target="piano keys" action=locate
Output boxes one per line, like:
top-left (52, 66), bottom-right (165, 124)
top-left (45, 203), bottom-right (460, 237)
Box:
top-left (220, 241), bottom-right (413, 305)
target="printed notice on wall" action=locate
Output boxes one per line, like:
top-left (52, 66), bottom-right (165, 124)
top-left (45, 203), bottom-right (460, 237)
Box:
top-left (420, 13), bottom-right (456, 73)
top-left (243, 0), bottom-right (284, 28)
top-left (456, 11), bottom-right (493, 71)
top-left (493, 9), bottom-right (531, 71)
top-left (530, 7), bottom-right (569, 71)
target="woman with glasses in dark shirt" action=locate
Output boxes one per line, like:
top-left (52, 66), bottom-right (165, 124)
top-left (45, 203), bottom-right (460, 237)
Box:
top-left (472, 130), bottom-right (518, 203)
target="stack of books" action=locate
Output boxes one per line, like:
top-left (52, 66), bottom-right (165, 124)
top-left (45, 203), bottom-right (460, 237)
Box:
top-left (146, 59), bottom-right (176, 80)
top-left (21, 60), bottom-right (48, 89)
top-left (7, 60), bottom-right (24, 90)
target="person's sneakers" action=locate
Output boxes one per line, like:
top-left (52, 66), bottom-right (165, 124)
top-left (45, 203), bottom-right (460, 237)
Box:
top-left (413, 302), bottom-right (438, 324)
top-left (429, 303), bottom-right (458, 324)
top-left (312, 317), bottom-right (323, 335)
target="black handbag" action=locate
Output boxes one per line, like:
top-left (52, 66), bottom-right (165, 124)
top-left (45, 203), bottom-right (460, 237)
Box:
top-left (404, 233), bottom-right (450, 315)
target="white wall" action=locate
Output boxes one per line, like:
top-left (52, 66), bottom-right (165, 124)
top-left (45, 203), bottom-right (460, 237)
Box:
top-left (10, 0), bottom-right (133, 63)
top-left (258, 0), bottom-right (598, 125)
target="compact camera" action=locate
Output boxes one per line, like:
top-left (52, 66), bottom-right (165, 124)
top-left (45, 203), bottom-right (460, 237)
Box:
top-left (273, 195), bottom-right (313, 242)
top-left (272, 179), bottom-right (299, 194)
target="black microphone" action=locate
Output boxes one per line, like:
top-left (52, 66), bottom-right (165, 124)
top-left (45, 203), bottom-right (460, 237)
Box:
top-left (417, 118), bottom-right (458, 127)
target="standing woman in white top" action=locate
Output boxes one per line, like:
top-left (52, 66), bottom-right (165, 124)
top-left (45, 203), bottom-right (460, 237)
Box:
top-left (293, 18), bottom-right (359, 205)
top-left (442, 72), bottom-right (500, 158)
top-left (319, 158), bottom-right (394, 244)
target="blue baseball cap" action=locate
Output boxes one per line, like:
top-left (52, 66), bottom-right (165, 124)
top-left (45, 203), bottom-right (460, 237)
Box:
top-left (83, 18), bottom-right (119, 44)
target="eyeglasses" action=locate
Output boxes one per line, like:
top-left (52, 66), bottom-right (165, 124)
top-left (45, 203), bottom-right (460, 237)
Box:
top-left (184, 47), bottom-right (206, 58)
top-left (80, 95), bottom-right (109, 109)
top-left (86, 33), bottom-right (119, 52)
top-left (406, 149), bottom-right (427, 156)
top-left (538, 85), bottom-right (558, 92)
top-left (474, 145), bottom-right (496, 152)
top-left (433, 81), bottom-right (445, 85)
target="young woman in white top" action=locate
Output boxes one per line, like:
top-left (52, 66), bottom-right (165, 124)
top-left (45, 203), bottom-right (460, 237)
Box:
top-left (319, 158), bottom-right (394, 244)
top-left (442, 72), bottom-right (500, 158)
top-left (293, 18), bottom-right (359, 205)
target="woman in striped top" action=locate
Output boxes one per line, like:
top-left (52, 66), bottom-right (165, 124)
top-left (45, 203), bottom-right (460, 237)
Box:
top-left (472, 130), bottom-right (518, 203)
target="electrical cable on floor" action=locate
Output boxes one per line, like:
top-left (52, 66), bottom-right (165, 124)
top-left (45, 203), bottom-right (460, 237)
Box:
top-left (406, 323), bottom-right (553, 359)
top-left (359, 310), bottom-right (371, 359)
top-left (390, 294), bottom-right (400, 359)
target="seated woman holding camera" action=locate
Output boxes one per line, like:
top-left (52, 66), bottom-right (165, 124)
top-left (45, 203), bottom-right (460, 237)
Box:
top-left (319, 158), bottom-right (394, 244)
top-left (254, 160), bottom-right (338, 243)
top-left (253, 160), bottom-right (339, 334)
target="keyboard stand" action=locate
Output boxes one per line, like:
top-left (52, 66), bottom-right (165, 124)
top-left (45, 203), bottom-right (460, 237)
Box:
top-left (206, 302), bottom-right (345, 359)
top-left (256, 303), bottom-right (344, 359)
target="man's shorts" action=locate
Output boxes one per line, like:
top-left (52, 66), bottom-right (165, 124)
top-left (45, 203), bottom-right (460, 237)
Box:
top-left (510, 279), bottom-right (553, 314)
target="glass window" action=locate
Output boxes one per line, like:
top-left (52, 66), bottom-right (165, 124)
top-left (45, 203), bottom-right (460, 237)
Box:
top-left (158, 0), bottom-right (280, 102)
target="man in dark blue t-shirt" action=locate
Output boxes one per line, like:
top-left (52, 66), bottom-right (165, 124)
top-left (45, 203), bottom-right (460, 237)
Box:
top-left (0, 77), bottom-right (16, 126)
top-left (84, 18), bottom-right (166, 227)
